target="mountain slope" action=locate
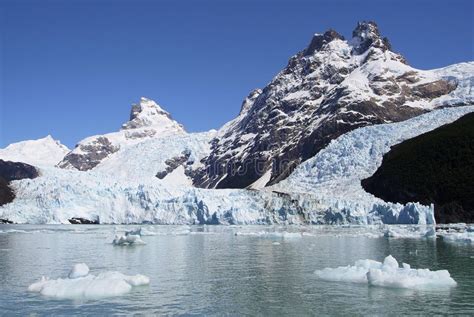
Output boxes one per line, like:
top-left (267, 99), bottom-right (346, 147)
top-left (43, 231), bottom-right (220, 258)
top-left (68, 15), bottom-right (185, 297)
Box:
top-left (0, 135), bottom-right (69, 167)
top-left (192, 21), bottom-right (470, 189)
top-left (361, 112), bottom-right (474, 223)
top-left (58, 97), bottom-right (186, 171)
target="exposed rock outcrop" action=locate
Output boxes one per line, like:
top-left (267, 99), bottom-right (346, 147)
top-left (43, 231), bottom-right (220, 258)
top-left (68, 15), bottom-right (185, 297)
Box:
top-left (156, 150), bottom-right (192, 180)
top-left (68, 217), bottom-right (100, 224)
top-left (0, 160), bottom-right (39, 206)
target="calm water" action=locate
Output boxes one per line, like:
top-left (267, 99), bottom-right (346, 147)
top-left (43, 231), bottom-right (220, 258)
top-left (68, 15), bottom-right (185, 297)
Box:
top-left (0, 225), bottom-right (473, 316)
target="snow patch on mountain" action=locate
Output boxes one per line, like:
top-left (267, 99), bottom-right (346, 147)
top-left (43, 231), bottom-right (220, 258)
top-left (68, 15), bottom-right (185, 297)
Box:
top-left (0, 135), bottom-right (69, 167)
top-left (94, 131), bottom-right (215, 184)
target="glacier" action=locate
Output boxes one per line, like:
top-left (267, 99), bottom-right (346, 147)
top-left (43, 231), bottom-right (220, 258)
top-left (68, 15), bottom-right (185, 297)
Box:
top-left (1, 105), bottom-right (473, 224)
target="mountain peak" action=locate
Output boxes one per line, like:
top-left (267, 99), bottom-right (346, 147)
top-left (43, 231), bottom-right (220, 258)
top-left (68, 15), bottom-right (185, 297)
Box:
top-left (351, 21), bottom-right (391, 54)
top-left (0, 135), bottom-right (69, 167)
top-left (121, 97), bottom-right (184, 132)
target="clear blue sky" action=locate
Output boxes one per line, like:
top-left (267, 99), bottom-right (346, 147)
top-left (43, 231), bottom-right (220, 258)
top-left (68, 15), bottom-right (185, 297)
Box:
top-left (1, 0), bottom-right (473, 148)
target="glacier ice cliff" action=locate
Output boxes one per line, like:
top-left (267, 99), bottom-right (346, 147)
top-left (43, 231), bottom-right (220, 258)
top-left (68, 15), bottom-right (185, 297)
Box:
top-left (2, 106), bottom-right (472, 224)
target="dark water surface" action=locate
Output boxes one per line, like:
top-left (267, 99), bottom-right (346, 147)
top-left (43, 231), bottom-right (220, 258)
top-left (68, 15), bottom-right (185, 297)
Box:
top-left (0, 225), bottom-right (473, 316)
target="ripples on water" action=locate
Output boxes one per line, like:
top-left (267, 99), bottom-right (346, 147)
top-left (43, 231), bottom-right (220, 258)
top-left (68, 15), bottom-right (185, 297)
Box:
top-left (0, 225), bottom-right (473, 315)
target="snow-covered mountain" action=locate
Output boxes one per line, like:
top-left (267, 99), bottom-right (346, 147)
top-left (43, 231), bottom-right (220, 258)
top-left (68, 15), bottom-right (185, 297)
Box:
top-left (58, 97), bottom-right (187, 171)
top-left (0, 21), bottom-right (472, 225)
top-left (192, 21), bottom-right (472, 189)
top-left (0, 135), bottom-right (69, 167)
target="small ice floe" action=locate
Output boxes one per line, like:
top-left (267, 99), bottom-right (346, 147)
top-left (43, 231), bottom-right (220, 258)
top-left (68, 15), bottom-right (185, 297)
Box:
top-left (315, 255), bottom-right (456, 290)
top-left (113, 228), bottom-right (146, 246)
top-left (383, 226), bottom-right (436, 239)
top-left (28, 263), bottom-right (150, 299)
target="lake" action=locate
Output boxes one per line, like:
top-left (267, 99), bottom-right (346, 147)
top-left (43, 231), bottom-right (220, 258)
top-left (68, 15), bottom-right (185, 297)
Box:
top-left (0, 225), bottom-right (473, 315)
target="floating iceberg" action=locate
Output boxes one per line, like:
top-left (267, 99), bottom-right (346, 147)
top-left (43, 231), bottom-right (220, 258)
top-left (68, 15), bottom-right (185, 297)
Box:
top-left (315, 255), bottom-right (456, 290)
top-left (28, 264), bottom-right (150, 299)
top-left (113, 229), bottom-right (146, 246)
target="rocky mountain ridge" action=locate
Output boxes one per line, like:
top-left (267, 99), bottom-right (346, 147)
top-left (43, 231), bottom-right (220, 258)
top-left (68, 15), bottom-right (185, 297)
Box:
top-left (192, 21), bottom-right (465, 189)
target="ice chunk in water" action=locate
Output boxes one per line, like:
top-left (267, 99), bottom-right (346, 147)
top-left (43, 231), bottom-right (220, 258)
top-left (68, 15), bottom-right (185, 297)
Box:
top-left (113, 228), bottom-right (146, 246)
top-left (28, 264), bottom-right (150, 299)
top-left (315, 255), bottom-right (456, 290)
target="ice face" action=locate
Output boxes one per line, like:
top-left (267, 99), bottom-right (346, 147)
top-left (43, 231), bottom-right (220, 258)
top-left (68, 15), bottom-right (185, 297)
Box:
top-left (315, 255), bottom-right (457, 290)
top-left (1, 107), bottom-right (473, 225)
top-left (28, 265), bottom-right (150, 299)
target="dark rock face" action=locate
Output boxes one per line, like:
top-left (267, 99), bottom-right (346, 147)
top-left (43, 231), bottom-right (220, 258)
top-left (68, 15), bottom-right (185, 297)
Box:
top-left (351, 21), bottom-right (391, 55)
top-left (0, 159), bottom-right (39, 181)
top-left (0, 177), bottom-right (15, 207)
top-left (361, 112), bottom-right (474, 224)
top-left (58, 137), bottom-right (119, 171)
top-left (305, 30), bottom-right (344, 55)
top-left (0, 160), bottom-right (39, 206)
top-left (156, 150), bottom-right (192, 179)
top-left (68, 217), bottom-right (100, 224)
top-left (412, 80), bottom-right (457, 99)
top-left (192, 21), bottom-right (458, 189)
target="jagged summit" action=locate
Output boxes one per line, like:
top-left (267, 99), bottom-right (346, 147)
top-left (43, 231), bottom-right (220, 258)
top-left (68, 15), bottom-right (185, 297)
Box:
top-left (350, 21), bottom-right (391, 54)
top-left (304, 21), bottom-right (392, 57)
top-left (58, 97), bottom-right (186, 171)
top-left (121, 97), bottom-right (185, 132)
